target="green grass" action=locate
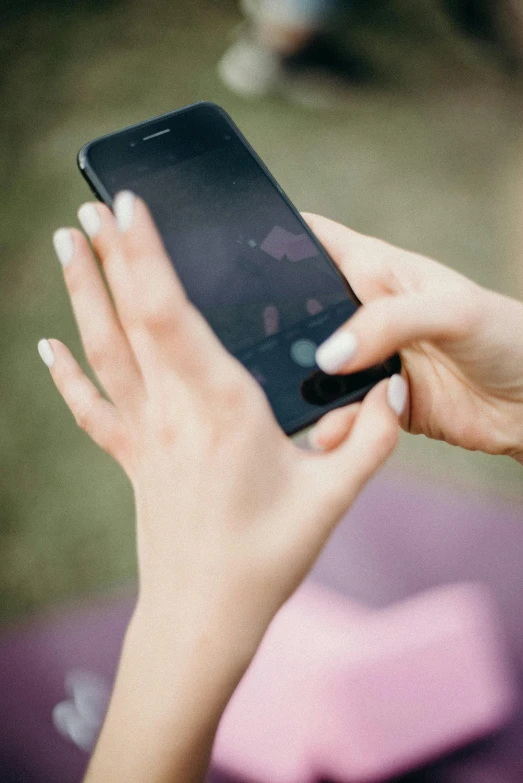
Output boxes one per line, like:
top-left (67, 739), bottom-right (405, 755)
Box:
top-left (1, 0), bottom-right (522, 623)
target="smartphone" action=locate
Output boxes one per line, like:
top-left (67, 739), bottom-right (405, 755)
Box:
top-left (78, 102), bottom-right (400, 436)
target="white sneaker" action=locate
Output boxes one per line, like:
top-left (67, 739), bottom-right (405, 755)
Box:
top-left (217, 37), bottom-right (284, 97)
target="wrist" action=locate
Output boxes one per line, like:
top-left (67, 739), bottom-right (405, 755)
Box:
top-left (131, 585), bottom-right (266, 678)
top-left (84, 600), bottom-right (256, 783)
top-left (126, 597), bottom-right (255, 691)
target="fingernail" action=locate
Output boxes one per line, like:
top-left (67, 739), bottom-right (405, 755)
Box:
top-left (114, 190), bottom-right (135, 232)
top-left (316, 331), bottom-right (357, 374)
top-left (78, 203), bottom-right (101, 238)
top-left (38, 338), bottom-right (54, 368)
top-left (53, 228), bottom-right (74, 268)
top-left (387, 374), bottom-right (407, 416)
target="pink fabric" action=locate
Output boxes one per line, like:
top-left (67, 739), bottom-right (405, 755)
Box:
top-left (213, 581), bottom-right (517, 783)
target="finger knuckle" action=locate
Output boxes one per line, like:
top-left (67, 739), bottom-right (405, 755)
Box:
top-left (214, 373), bottom-right (251, 412)
top-left (138, 286), bottom-right (186, 333)
top-left (354, 421), bottom-right (396, 481)
top-left (73, 395), bottom-right (97, 435)
top-left (460, 292), bottom-right (484, 332)
top-left (104, 424), bottom-right (131, 464)
top-left (199, 373), bottom-right (256, 448)
top-left (374, 417), bottom-right (399, 458)
top-left (142, 301), bottom-right (175, 331)
top-left (157, 420), bottom-right (178, 449)
top-left (83, 336), bottom-right (110, 373)
top-left (148, 403), bottom-right (179, 449)
top-left (384, 422), bottom-right (400, 455)
top-left (445, 283), bottom-right (483, 336)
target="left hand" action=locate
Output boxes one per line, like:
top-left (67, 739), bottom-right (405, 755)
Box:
top-left (41, 193), bottom-right (404, 782)
top-left (43, 192), bottom-right (404, 656)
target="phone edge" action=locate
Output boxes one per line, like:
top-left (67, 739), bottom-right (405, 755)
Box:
top-left (76, 102), bottom-right (402, 437)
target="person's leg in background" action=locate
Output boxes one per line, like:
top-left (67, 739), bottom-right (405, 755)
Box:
top-left (444, 0), bottom-right (523, 70)
top-left (218, 0), bottom-right (366, 100)
top-left (244, 0), bottom-right (338, 54)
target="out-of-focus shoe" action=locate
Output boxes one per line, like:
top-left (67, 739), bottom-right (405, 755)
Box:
top-left (217, 35), bottom-right (285, 97)
top-left (217, 30), bottom-right (375, 106)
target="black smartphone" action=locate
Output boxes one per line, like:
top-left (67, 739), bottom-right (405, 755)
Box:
top-left (78, 102), bottom-right (400, 436)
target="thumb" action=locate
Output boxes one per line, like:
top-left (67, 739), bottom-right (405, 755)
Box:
top-left (312, 375), bottom-right (406, 520)
top-left (315, 290), bottom-right (476, 376)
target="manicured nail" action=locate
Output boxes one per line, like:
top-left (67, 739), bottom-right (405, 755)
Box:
top-left (387, 374), bottom-right (407, 416)
top-left (53, 228), bottom-right (74, 268)
top-left (114, 190), bottom-right (135, 232)
top-left (78, 203), bottom-right (101, 238)
top-left (38, 339), bottom-right (54, 368)
top-left (316, 331), bottom-right (357, 374)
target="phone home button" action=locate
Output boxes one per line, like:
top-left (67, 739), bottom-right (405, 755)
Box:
top-left (301, 365), bottom-right (387, 407)
top-left (290, 339), bottom-right (317, 368)
top-left (301, 372), bottom-right (348, 406)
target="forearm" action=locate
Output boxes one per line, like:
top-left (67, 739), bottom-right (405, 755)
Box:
top-left (84, 604), bottom-right (251, 783)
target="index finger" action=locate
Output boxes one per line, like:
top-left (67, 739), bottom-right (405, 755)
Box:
top-left (111, 191), bottom-right (243, 387)
top-left (301, 213), bottom-right (406, 303)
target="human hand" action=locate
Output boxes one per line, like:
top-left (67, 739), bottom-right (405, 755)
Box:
top-left (40, 193), bottom-right (404, 669)
top-left (306, 215), bottom-right (523, 465)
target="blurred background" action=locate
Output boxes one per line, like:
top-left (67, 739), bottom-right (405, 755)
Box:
top-left (1, 0), bottom-right (523, 623)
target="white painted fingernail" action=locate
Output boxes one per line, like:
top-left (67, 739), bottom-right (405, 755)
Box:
top-left (387, 374), bottom-right (407, 416)
top-left (316, 331), bottom-right (357, 374)
top-left (53, 228), bottom-right (74, 268)
top-left (114, 190), bottom-right (135, 232)
top-left (78, 203), bottom-right (101, 238)
top-left (38, 338), bottom-right (54, 368)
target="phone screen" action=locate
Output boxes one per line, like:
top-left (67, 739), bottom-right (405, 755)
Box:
top-left (80, 103), bottom-right (399, 433)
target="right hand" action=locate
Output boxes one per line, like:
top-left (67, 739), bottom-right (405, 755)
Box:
top-left (304, 214), bottom-right (523, 464)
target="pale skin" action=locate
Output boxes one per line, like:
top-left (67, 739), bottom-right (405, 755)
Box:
top-left (308, 213), bottom-right (523, 462)
top-left (39, 194), bottom-right (523, 782)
